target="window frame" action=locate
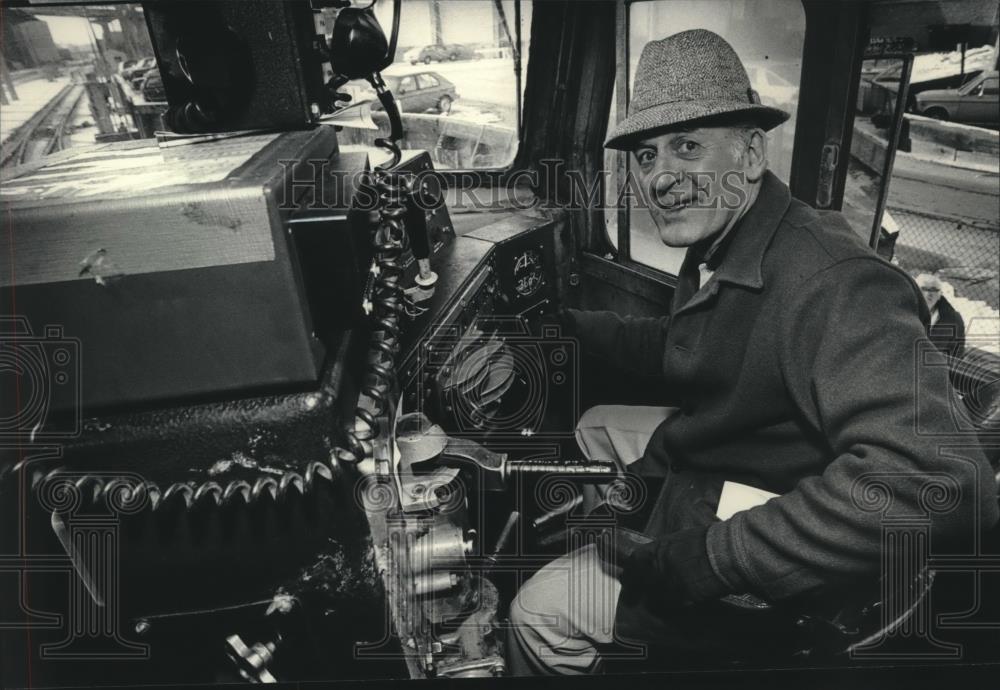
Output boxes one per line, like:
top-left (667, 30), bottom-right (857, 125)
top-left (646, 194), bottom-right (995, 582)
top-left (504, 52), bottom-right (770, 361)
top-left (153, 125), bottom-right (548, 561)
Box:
top-left (959, 73), bottom-right (985, 96)
top-left (398, 75), bottom-right (416, 94)
top-left (613, 0), bottom-right (632, 265)
top-left (429, 0), bottom-right (528, 177)
top-left (858, 51), bottom-right (914, 249)
top-left (352, 0), bottom-right (530, 179)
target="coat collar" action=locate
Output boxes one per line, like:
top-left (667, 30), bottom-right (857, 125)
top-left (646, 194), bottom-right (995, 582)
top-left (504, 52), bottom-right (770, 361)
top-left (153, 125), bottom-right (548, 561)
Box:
top-left (710, 170), bottom-right (791, 290)
top-left (671, 171), bottom-right (791, 316)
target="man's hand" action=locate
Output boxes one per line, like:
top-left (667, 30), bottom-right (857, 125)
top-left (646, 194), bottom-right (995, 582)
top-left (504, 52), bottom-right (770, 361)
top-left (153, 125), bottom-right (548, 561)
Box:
top-left (594, 525), bottom-right (653, 566)
top-left (607, 526), bottom-right (730, 610)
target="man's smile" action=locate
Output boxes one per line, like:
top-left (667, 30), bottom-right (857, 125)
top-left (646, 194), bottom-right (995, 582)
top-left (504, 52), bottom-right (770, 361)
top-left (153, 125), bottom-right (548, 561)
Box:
top-left (655, 193), bottom-right (694, 212)
top-left (661, 200), bottom-right (690, 212)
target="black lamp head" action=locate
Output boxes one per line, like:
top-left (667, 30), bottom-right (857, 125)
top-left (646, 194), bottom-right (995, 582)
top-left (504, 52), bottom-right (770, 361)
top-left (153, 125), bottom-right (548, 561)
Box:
top-left (330, 7), bottom-right (391, 80)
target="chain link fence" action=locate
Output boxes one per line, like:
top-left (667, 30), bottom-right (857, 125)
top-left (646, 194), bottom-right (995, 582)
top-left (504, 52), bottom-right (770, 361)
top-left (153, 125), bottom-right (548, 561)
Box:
top-left (888, 205), bottom-right (1000, 310)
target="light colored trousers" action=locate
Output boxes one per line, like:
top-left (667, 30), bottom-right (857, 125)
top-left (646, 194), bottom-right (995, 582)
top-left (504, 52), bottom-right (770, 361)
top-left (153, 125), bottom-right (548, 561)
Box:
top-left (507, 405), bottom-right (673, 675)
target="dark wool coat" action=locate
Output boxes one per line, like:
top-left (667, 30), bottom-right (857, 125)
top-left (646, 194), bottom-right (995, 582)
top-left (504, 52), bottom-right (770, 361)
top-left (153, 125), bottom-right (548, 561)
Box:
top-left (571, 172), bottom-right (997, 639)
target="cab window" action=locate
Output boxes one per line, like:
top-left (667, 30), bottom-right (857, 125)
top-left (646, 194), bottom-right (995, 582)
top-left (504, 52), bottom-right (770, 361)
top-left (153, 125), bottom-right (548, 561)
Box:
top-left (604, 0), bottom-right (806, 275)
top-left (339, 0), bottom-right (532, 170)
top-left (846, 5), bottom-right (998, 350)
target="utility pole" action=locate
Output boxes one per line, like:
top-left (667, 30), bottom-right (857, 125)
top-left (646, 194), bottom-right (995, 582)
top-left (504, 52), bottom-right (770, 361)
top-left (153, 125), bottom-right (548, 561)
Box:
top-left (116, 5), bottom-right (140, 58)
top-left (0, 53), bottom-right (18, 102)
top-left (430, 0), bottom-right (443, 45)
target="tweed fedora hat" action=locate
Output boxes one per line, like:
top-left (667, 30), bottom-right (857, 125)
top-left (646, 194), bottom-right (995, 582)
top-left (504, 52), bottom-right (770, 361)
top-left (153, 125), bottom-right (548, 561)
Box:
top-left (605, 29), bottom-right (790, 150)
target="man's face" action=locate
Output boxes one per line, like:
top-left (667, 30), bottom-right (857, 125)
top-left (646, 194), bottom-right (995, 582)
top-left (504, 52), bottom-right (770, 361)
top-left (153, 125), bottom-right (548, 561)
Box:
top-left (632, 127), bottom-right (758, 247)
top-left (916, 274), bottom-right (942, 310)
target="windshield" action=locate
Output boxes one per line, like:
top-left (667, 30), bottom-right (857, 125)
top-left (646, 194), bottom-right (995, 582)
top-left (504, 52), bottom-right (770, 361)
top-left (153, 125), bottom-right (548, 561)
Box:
top-left (338, 0), bottom-right (532, 170)
top-left (0, 1), bottom-right (530, 174)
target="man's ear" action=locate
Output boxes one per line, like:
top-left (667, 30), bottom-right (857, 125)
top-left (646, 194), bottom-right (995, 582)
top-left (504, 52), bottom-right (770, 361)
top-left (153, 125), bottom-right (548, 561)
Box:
top-left (743, 128), bottom-right (767, 182)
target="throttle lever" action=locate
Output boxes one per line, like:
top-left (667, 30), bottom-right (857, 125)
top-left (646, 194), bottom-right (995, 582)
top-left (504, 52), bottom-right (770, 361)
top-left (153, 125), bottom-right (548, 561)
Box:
top-left (441, 437), bottom-right (617, 491)
top-left (404, 190), bottom-right (438, 291)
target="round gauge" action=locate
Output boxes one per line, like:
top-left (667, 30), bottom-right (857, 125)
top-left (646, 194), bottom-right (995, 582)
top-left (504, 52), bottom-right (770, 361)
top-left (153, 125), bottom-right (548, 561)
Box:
top-left (512, 249), bottom-right (544, 298)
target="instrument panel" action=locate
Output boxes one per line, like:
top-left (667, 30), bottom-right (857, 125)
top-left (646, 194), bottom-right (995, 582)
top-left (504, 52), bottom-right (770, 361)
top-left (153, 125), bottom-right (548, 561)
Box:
top-left (399, 214), bottom-right (570, 439)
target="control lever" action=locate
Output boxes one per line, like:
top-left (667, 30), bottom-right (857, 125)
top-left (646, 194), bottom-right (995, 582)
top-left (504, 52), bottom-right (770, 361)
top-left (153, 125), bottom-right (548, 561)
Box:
top-left (441, 438), bottom-right (616, 491)
top-left (531, 495), bottom-right (584, 531)
top-left (226, 633), bottom-right (280, 684)
top-left (484, 510), bottom-right (520, 573)
top-left (404, 184), bottom-right (438, 299)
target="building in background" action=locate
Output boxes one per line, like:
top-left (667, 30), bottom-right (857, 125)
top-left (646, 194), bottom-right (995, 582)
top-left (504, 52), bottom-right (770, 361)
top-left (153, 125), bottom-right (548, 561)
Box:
top-left (1, 9), bottom-right (60, 69)
top-left (94, 4), bottom-right (154, 61)
top-left (869, 0), bottom-right (999, 54)
top-left (377, 0), bottom-right (520, 57)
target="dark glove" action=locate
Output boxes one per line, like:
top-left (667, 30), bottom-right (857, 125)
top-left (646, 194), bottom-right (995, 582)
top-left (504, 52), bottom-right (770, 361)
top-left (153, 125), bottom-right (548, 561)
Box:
top-left (617, 526), bottom-right (730, 610)
top-left (593, 525), bottom-right (653, 566)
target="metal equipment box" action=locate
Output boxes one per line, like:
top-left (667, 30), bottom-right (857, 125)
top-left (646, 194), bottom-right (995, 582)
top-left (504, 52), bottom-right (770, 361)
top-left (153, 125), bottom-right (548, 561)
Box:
top-left (0, 127), bottom-right (364, 420)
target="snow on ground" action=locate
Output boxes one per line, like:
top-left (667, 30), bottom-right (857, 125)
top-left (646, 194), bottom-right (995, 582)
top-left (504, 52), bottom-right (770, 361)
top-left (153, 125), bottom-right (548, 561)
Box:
top-left (945, 284), bottom-right (1000, 355)
top-left (446, 103), bottom-right (503, 125)
top-left (1, 77), bottom-right (71, 147)
top-left (909, 45), bottom-right (995, 84)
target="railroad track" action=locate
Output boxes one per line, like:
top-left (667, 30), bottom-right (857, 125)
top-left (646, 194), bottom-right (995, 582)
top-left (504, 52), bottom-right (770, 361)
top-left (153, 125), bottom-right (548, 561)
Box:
top-left (1, 84), bottom-right (87, 170)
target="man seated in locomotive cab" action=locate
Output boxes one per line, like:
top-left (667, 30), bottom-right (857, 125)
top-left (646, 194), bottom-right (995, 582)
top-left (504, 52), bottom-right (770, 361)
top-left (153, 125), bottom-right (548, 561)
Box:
top-left (507, 29), bottom-right (998, 675)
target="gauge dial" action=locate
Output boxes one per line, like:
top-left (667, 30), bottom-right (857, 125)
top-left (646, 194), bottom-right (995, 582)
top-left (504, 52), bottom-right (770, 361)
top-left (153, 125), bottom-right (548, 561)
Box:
top-left (512, 249), bottom-right (544, 298)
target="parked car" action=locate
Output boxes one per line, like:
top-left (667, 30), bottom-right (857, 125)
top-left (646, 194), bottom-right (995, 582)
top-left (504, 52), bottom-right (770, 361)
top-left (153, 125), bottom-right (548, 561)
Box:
top-left (915, 70), bottom-right (999, 125)
top-left (371, 71), bottom-right (458, 114)
top-left (403, 43), bottom-right (478, 65)
top-left (130, 67), bottom-right (155, 91)
top-left (122, 57), bottom-right (156, 84)
top-left (140, 68), bottom-right (166, 103)
top-left (874, 65), bottom-right (986, 112)
top-left (122, 57), bottom-right (156, 83)
top-left (117, 58), bottom-right (138, 75)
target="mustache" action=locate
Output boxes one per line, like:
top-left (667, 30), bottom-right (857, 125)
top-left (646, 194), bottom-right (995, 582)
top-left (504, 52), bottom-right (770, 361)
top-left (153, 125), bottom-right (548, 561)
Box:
top-left (644, 170), bottom-right (750, 211)
top-left (648, 187), bottom-right (698, 209)
top-left (647, 174), bottom-right (702, 208)
top-left (659, 194), bottom-right (694, 208)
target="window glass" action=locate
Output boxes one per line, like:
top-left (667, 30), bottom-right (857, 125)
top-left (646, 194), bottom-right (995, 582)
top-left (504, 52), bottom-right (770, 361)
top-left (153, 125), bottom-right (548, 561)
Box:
top-left (0, 1), bottom-right (530, 172)
top-left (847, 25), bottom-right (999, 355)
top-left (417, 73), bottom-right (440, 89)
top-left (604, 0), bottom-right (805, 275)
top-left (0, 3), bottom-right (158, 159)
top-left (340, 0), bottom-right (532, 170)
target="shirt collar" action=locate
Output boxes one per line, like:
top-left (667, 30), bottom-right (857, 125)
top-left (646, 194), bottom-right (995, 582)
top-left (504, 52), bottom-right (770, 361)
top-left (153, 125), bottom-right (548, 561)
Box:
top-left (707, 170), bottom-right (791, 289)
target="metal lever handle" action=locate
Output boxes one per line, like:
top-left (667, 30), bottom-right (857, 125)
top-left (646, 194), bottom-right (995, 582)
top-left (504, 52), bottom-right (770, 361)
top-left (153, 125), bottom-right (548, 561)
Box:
top-left (403, 184), bottom-right (437, 289)
top-left (503, 459), bottom-right (618, 480)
